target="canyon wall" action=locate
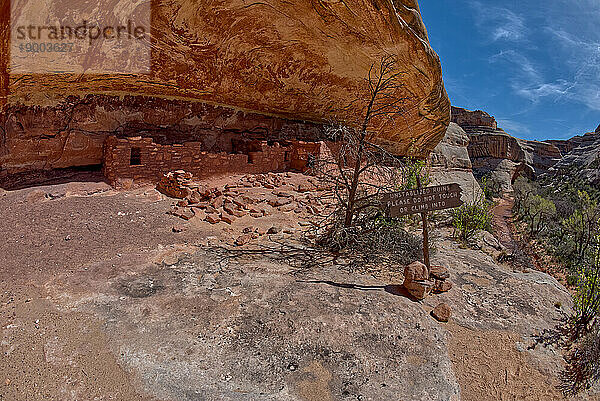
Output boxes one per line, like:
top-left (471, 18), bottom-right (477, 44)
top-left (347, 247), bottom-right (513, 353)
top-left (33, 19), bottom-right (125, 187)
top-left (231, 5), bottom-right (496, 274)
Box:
top-left (0, 0), bottom-right (450, 185)
top-left (451, 107), bottom-right (561, 192)
top-left (546, 132), bottom-right (600, 186)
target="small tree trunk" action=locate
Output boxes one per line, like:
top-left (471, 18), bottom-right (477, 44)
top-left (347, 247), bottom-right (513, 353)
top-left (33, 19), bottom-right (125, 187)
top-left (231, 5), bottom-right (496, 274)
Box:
top-left (344, 131), bottom-right (367, 228)
top-left (417, 174), bottom-right (430, 276)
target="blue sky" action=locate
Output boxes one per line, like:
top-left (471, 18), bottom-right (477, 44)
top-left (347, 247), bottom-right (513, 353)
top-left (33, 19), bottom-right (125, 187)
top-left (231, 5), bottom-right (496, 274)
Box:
top-left (419, 0), bottom-right (600, 141)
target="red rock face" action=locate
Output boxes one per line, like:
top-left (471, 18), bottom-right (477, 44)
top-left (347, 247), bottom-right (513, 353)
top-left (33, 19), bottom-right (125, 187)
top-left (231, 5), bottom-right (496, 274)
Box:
top-left (451, 107), bottom-right (497, 131)
top-left (0, 0), bottom-right (450, 181)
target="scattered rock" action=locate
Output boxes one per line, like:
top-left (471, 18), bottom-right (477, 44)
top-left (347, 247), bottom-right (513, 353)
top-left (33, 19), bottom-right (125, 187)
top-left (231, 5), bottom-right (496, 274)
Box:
top-left (221, 215), bottom-right (236, 225)
top-left (186, 190), bottom-right (204, 204)
top-left (156, 171), bottom-right (193, 199)
top-left (297, 183), bottom-right (313, 193)
top-left (433, 279), bottom-right (453, 294)
top-left (267, 226), bottom-right (281, 234)
top-left (193, 209), bottom-right (207, 221)
top-left (210, 196), bottom-right (225, 209)
top-left (268, 197), bottom-right (292, 207)
top-left (280, 202), bottom-right (297, 212)
top-left (169, 206), bottom-right (195, 220)
top-left (430, 265), bottom-right (450, 280)
top-left (273, 190), bottom-right (293, 198)
top-left (25, 189), bottom-right (48, 203)
top-left (223, 203), bottom-right (237, 216)
top-left (235, 234), bottom-right (253, 246)
top-left (431, 303), bottom-right (451, 322)
top-left (172, 224), bottom-right (184, 233)
top-left (205, 214), bottom-right (221, 224)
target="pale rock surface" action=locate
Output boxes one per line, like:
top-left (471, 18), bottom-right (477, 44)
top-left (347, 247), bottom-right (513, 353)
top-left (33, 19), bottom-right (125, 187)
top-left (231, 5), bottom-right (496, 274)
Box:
top-left (430, 122), bottom-right (482, 202)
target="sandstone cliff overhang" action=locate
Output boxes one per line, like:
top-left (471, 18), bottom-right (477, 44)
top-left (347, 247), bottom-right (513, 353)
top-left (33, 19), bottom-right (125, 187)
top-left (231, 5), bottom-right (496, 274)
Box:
top-left (0, 0), bottom-right (450, 173)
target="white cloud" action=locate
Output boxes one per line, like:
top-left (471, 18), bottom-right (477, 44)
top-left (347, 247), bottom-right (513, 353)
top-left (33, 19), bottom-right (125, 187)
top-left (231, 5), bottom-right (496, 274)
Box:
top-left (542, 28), bottom-right (600, 110)
top-left (470, 1), bottom-right (526, 42)
top-left (496, 119), bottom-right (532, 136)
top-left (515, 81), bottom-right (570, 103)
top-left (487, 50), bottom-right (568, 104)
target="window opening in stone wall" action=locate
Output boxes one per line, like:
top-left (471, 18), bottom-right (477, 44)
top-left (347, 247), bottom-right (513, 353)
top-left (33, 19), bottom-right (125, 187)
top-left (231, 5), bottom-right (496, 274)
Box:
top-left (130, 147), bottom-right (142, 165)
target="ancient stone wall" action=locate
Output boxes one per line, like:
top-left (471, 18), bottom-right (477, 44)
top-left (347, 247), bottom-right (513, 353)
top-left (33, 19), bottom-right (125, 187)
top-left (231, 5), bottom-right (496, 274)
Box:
top-left (0, 95), bottom-right (326, 176)
top-left (102, 136), bottom-right (322, 185)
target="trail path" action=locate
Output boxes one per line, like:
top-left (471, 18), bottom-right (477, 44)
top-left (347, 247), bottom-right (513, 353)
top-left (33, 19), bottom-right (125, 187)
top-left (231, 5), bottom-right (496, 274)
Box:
top-left (491, 196), bottom-right (516, 250)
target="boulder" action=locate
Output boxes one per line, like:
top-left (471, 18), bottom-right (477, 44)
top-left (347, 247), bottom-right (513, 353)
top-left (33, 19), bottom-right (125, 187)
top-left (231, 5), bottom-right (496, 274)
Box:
top-left (431, 303), bottom-right (451, 322)
top-left (429, 122), bottom-right (482, 203)
top-left (433, 279), bottom-right (453, 294)
top-left (404, 280), bottom-right (433, 300)
top-left (404, 261), bottom-right (429, 282)
top-left (429, 265), bottom-right (450, 280)
top-left (403, 261), bottom-right (432, 300)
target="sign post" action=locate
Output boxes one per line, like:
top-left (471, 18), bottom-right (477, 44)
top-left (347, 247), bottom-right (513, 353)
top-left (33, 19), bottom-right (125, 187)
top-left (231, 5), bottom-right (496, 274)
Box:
top-left (416, 175), bottom-right (430, 270)
top-left (381, 182), bottom-right (463, 276)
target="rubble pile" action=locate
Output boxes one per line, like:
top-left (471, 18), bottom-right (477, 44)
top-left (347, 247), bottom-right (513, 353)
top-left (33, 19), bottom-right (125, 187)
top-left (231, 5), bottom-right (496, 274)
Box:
top-left (159, 171), bottom-right (335, 231)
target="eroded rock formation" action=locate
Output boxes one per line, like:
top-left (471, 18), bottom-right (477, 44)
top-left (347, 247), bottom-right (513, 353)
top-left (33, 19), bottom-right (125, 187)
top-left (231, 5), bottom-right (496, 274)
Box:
top-left (451, 107), bottom-right (561, 192)
top-left (0, 0), bottom-right (450, 186)
top-left (546, 132), bottom-right (600, 186)
top-left (429, 122), bottom-right (482, 202)
top-left (450, 106), bottom-right (497, 131)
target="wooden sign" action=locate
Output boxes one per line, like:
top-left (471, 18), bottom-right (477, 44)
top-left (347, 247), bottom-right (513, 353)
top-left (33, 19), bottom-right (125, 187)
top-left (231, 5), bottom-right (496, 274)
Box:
top-left (381, 181), bottom-right (463, 271)
top-left (381, 183), bottom-right (463, 217)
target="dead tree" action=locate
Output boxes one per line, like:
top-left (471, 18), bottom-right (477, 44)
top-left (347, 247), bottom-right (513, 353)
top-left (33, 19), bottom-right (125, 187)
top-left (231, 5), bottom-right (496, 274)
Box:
top-left (310, 55), bottom-right (419, 257)
top-left (315, 54), bottom-right (410, 222)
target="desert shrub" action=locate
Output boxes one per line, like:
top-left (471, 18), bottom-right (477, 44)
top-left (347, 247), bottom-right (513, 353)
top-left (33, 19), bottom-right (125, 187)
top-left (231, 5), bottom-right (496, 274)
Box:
top-left (526, 195), bottom-right (556, 236)
top-left (479, 174), bottom-right (501, 202)
top-left (560, 240), bottom-right (600, 395)
top-left (316, 214), bottom-right (423, 268)
top-left (561, 326), bottom-right (600, 396)
top-left (572, 245), bottom-right (600, 336)
top-left (452, 193), bottom-right (492, 243)
top-left (514, 180), bottom-right (600, 395)
top-left (559, 192), bottom-right (600, 265)
top-left (399, 157), bottom-right (431, 191)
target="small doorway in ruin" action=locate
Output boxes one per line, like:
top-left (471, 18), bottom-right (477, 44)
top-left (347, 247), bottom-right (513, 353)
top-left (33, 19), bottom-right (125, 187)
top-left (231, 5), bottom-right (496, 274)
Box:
top-left (130, 147), bottom-right (142, 166)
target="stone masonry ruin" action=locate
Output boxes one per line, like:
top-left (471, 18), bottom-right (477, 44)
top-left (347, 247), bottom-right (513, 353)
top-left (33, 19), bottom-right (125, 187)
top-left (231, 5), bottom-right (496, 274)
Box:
top-left (102, 136), bottom-right (323, 186)
top-left (0, 95), bottom-right (329, 188)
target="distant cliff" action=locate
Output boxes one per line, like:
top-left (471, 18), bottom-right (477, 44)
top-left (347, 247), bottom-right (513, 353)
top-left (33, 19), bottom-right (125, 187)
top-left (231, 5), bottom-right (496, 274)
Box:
top-left (450, 106), bottom-right (600, 191)
top-left (450, 107), bottom-right (561, 192)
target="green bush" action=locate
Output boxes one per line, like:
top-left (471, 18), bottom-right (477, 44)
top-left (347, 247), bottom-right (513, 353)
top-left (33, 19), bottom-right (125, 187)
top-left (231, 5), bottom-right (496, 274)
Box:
top-left (452, 194), bottom-right (492, 243)
top-left (561, 240), bottom-right (600, 395)
top-left (479, 174), bottom-right (501, 202)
